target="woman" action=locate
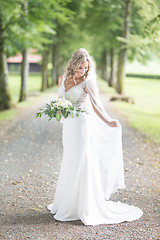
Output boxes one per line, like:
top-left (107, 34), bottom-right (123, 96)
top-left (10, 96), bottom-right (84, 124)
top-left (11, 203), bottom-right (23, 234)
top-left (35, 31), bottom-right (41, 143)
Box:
top-left (47, 48), bottom-right (143, 226)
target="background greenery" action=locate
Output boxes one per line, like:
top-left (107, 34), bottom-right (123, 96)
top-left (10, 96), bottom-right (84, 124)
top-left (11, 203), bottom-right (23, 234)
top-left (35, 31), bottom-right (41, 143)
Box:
top-left (0, 74), bottom-right (57, 121)
top-left (0, 0), bottom-right (160, 144)
top-left (98, 77), bottom-right (160, 143)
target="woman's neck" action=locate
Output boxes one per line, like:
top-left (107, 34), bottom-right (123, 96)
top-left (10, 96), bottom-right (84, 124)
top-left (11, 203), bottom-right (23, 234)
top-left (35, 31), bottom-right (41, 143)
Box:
top-left (75, 75), bottom-right (85, 81)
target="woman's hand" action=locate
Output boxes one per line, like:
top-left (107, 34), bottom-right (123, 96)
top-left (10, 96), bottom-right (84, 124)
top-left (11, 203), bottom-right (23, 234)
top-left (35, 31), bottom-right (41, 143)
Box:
top-left (107, 120), bottom-right (118, 128)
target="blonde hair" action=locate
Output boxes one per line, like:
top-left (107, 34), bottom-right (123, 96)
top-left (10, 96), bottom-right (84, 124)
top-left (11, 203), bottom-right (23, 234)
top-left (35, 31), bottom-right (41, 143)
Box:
top-left (64, 48), bottom-right (91, 82)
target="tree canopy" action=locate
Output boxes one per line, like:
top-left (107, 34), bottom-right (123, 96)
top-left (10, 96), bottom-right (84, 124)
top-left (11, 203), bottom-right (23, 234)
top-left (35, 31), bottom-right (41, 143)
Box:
top-left (0, 0), bottom-right (160, 110)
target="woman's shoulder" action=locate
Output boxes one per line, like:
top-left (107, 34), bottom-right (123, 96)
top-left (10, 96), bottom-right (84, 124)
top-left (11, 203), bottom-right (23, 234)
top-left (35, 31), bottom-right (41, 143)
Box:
top-left (58, 74), bottom-right (64, 88)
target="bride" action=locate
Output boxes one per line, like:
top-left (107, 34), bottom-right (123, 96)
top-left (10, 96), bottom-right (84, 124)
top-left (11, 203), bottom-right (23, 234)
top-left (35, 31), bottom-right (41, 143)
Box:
top-left (47, 48), bottom-right (143, 226)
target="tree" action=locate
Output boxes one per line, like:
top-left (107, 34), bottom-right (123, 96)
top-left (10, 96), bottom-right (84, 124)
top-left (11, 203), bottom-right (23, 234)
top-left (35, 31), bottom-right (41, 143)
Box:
top-left (116, 0), bottom-right (132, 94)
top-left (50, 0), bottom-right (93, 86)
top-left (0, 31), bottom-right (11, 110)
top-left (115, 0), bottom-right (160, 95)
top-left (19, 1), bottom-right (29, 102)
top-left (109, 48), bottom-right (116, 87)
top-left (127, 0), bottom-right (160, 63)
top-left (0, 0), bottom-right (24, 110)
top-left (19, 49), bottom-right (29, 101)
top-left (41, 45), bottom-right (50, 91)
top-left (51, 41), bottom-right (59, 86)
top-left (38, 0), bottom-right (74, 90)
top-left (100, 50), bottom-right (108, 82)
top-left (0, 0), bottom-right (72, 105)
top-left (82, 0), bottom-right (124, 83)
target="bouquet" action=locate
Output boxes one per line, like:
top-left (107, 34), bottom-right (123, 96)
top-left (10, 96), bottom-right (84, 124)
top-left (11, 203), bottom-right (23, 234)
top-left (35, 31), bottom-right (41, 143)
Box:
top-left (36, 97), bottom-right (86, 121)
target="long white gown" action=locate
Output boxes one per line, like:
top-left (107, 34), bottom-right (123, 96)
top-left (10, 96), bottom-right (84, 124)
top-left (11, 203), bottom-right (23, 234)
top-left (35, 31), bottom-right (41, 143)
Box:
top-left (47, 74), bottom-right (143, 226)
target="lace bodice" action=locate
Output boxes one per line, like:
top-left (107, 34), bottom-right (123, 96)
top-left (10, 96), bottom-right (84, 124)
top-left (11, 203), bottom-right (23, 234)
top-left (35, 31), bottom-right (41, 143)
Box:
top-left (58, 75), bottom-right (88, 108)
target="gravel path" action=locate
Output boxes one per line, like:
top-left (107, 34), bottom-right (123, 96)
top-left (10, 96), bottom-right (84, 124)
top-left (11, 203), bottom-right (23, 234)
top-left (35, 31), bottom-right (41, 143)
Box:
top-left (0, 90), bottom-right (159, 240)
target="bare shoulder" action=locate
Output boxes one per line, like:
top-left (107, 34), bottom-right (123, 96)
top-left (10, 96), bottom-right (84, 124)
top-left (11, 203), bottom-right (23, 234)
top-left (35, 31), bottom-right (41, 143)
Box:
top-left (58, 75), bottom-right (63, 88)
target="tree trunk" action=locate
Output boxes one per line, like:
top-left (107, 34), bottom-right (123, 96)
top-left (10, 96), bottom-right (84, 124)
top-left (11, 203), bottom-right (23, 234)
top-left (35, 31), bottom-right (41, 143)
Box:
top-left (101, 50), bottom-right (108, 81)
top-left (46, 44), bottom-right (52, 89)
top-left (19, 49), bottom-right (29, 102)
top-left (0, 16), bottom-right (11, 111)
top-left (41, 48), bottom-right (49, 92)
top-left (116, 0), bottom-right (132, 94)
top-left (109, 48), bottom-right (116, 87)
top-left (19, 2), bottom-right (29, 102)
top-left (47, 77), bottom-right (50, 88)
top-left (51, 43), bottom-right (59, 86)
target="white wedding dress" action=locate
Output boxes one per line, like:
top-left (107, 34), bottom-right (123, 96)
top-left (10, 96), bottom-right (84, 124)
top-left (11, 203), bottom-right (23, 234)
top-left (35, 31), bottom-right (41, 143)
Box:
top-left (47, 74), bottom-right (143, 226)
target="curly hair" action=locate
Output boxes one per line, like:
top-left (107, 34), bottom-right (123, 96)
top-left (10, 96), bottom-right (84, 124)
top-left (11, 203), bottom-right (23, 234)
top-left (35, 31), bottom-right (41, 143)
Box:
top-left (64, 48), bottom-right (91, 82)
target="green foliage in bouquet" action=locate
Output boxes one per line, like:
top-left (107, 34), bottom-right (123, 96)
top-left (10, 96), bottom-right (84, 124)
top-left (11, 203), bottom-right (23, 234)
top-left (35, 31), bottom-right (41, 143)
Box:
top-left (36, 97), bottom-right (86, 121)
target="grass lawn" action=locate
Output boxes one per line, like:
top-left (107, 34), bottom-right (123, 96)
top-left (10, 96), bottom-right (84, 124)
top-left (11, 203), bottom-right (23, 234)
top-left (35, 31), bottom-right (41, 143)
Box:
top-left (0, 73), bottom-right (57, 121)
top-left (9, 73), bottom-right (42, 103)
top-left (98, 77), bottom-right (160, 144)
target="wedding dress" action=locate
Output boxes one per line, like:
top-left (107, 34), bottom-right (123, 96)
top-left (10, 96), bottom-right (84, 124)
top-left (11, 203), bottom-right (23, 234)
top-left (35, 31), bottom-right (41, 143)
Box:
top-left (47, 73), bottom-right (143, 226)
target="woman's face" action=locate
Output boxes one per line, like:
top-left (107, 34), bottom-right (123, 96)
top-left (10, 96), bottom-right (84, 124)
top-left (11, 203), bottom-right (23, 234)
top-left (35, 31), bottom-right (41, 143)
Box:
top-left (75, 60), bottom-right (88, 78)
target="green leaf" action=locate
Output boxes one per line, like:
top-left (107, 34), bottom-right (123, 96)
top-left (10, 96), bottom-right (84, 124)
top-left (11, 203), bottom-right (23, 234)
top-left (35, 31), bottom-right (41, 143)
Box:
top-left (35, 112), bottom-right (42, 118)
top-left (70, 113), bottom-right (74, 118)
top-left (62, 110), bottom-right (68, 118)
top-left (56, 113), bottom-right (62, 121)
top-left (53, 112), bottom-right (57, 117)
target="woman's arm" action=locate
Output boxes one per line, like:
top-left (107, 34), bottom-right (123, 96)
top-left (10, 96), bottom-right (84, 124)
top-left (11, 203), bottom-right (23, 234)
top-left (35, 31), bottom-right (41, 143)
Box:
top-left (84, 86), bottom-right (118, 128)
top-left (90, 101), bottom-right (117, 127)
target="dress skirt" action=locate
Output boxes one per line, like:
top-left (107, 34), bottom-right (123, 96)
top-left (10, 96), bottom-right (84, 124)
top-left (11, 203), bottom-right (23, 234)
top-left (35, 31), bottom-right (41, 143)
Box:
top-left (47, 106), bottom-right (143, 225)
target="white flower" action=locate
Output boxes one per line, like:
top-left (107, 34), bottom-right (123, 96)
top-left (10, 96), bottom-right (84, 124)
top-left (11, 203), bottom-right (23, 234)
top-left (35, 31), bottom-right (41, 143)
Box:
top-left (57, 97), bottom-right (72, 107)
